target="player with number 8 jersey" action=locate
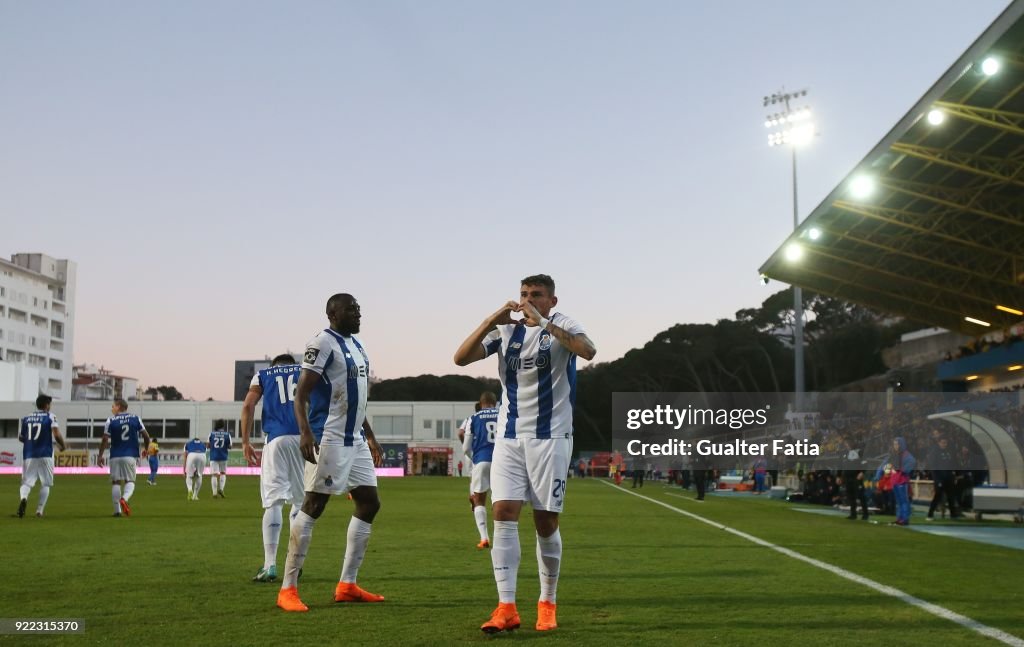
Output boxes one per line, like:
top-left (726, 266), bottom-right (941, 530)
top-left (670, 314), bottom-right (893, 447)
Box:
top-left (464, 392), bottom-right (498, 549)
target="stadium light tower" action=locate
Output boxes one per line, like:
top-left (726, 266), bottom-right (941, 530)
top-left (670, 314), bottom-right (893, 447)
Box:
top-left (763, 87), bottom-right (814, 410)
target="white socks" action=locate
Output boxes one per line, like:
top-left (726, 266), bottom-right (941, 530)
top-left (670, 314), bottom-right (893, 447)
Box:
top-left (36, 486), bottom-right (50, 514)
top-left (536, 529), bottom-right (562, 603)
top-left (211, 474), bottom-right (226, 494)
top-left (219, 474), bottom-right (226, 494)
top-left (492, 521), bottom-right (521, 603)
top-left (111, 484), bottom-right (122, 513)
top-left (340, 517), bottom-right (373, 583)
top-left (263, 505), bottom-right (284, 569)
top-left (282, 511), bottom-right (315, 588)
top-left (473, 506), bottom-right (490, 541)
top-left (124, 482), bottom-right (135, 501)
top-left (19, 485), bottom-right (30, 500)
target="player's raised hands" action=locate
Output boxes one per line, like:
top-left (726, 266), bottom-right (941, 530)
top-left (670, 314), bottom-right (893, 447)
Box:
top-left (518, 299), bottom-right (545, 327)
top-left (488, 301), bottom-right (522, 326)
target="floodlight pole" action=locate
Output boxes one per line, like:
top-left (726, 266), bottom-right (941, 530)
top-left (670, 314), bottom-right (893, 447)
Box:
top-left (791, 144), bottom-right (805, 411)
top-left (763, 88), bottom-right (809, 411)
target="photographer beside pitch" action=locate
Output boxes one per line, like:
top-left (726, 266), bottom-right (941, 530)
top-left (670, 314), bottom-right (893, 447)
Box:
top-left (454, 274), bottom-right (596, 633)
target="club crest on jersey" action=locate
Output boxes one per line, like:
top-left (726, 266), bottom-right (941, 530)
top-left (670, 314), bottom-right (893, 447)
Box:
top-left (539, 333), bottom-right (552, 351)
top-left (304, 347), bottom-right (320, 364)
top-left (325, 475), bottom-right (334, 487)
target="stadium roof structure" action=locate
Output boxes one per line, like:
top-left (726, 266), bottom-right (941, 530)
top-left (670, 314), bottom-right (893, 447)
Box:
top-left (759, 0), bottom-right (1024, 337)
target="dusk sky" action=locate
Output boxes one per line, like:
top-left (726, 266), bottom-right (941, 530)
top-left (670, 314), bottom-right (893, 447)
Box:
top-left (1, 1), bottom-right (1011, 400)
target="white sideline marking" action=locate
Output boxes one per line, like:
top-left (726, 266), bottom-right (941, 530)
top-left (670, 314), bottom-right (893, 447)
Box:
top-left (602, 481), bottom-right (1024, 647)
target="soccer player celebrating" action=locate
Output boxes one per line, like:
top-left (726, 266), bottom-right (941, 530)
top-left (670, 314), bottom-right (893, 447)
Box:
top-left (277, 293), bottom-right (385, 613)
top-left (16, 394), bottom-right (67, 518)
top-left (98, 399), bottom-right (150, 517)
top-left (208, 420), bottom-right (232, 498)
top-left (242, 353), bottom-right (305, 583)
top-left (465, 392), bottom-right (498, 549)
top-left (183, 437), bottom-right (207, 501)
top-left (454, 274), bottom-right (596, 633)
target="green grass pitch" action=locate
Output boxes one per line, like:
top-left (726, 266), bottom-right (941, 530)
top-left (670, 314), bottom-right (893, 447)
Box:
top-left (2, 475), bottom-right (1022, 646)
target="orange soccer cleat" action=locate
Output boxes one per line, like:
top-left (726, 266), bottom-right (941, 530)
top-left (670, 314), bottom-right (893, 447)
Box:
top-left (119, 498), bottom-right (131, 517)
top-left (334, 582), bottom-right (384, 603)
top-left (481, 602), bottom-right (521, 634)
top-left (277, 586), bottom-right (309, 612)
top-left (536, 601), bottom-right (558, 631)
top-left (476, 538), bottom-right (490, 550)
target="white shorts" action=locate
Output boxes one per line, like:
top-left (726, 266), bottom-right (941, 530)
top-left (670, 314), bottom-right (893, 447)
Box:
top-left (109, 456), bottom-right (137, 482)
top-left (22, 457), bottom-right (54, 488)
top-left (185, 453), bottom-right (207, 477)
top-left (209, 460), bottom-right (227, 474)
top-left (491, 437), bottom-right (572, 513)
top-left (261, 435), bottom-right (305, 508)
top-left (304, 440), bottom-right (377, 496)
top-left (470, 461), bottom-right (491, 494)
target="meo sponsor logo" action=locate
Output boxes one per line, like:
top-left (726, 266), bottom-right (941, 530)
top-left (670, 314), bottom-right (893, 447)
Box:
top-left (506, 354), bottom-right (549, 372)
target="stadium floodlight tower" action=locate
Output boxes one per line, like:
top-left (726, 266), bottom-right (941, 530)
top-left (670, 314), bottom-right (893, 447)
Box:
top-left (763, 87), bottom-right (814, 410)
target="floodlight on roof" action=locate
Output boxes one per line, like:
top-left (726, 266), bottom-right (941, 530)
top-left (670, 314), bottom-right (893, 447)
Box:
top-left (964, 316), bottom-right (991, 327)
top-left (1008, 365), bottom-right (1023, 372)
top-left (965, 375), bottom-right (980, 381)
top-left (849, 175), bottom-right (875, 199)
top-left (996, 304), bottom-right (1024, 316)
top-left (784, 243), bottom-right (803, 262)
top-left (807, 227), bottom-right (821, 241)
top-left (927, 109), bottom-right (944, 125)
top-left (981, 56), bottom-right (1000, 76)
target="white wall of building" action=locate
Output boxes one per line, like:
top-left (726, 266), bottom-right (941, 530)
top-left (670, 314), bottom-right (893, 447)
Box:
top-left (0, 399), bottom-right (475, 453)
top-left (0, 253), bottom-right (76, 400)
top-left (0, 362), bottom-right (41, 401)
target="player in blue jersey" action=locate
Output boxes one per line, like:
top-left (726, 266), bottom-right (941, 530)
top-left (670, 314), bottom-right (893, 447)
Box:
top-left (242, 353), bottom-right (306, 583)
top-left (98, 399), bottom-right (151, 517)
top-left (16, 394), bottom-right (67, 518)
top-left (455, 274), bottom-right (596, 633)
top-left (277, 293), bottom-right (385, 613)
top-left (463, 392), bottom-right (498, 549)
top-left (184, 437), bottom-right (208, 501)
top-left (208, 420), bottom-right (232, 498)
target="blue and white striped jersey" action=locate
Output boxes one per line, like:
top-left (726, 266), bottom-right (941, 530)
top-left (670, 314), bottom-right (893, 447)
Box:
top-left (302, 329), bottom-right (369, 446)
top-left (481, 313), bottom-right (585, 440)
